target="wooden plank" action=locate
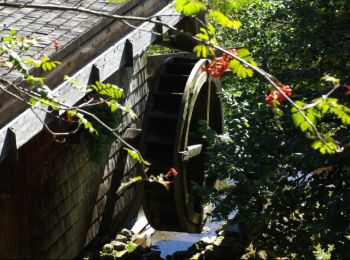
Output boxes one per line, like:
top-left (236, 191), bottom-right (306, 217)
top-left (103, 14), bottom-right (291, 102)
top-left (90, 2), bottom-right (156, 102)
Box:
top-left (179, 144), bottom-right (203, 161)
top-left (0, 3), bottom-right (183, 162)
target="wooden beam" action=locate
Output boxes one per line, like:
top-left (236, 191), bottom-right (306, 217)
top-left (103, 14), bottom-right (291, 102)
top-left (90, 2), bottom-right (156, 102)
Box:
top-left (88, 64), bottom-right (100, 85)
top-left (0, 3), bottom-right (183, 162)
top-left (6, 128), bottom-right (18, 162)
top-left (179, 144), bottom-right (203, 161)
top-left (125, 39), bottom-right (134, 67)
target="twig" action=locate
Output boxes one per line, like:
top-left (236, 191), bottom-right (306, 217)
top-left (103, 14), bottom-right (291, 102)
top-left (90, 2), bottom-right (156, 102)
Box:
top-left (0, 1), bottom-right (333, 148)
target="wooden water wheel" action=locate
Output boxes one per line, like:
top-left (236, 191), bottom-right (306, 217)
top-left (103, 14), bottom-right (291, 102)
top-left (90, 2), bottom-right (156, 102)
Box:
top-left (140, 57), bottom-right (224, 233)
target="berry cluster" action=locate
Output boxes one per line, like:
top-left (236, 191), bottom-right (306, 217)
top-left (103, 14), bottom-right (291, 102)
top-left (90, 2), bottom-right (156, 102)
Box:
top-left (202, 49), bottom-right (238, 78)
top-left (265, 85), bottom-right (292, 105)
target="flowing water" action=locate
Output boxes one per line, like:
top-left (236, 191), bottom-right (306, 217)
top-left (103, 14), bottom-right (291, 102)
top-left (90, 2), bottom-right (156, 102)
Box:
top-left (150, 216), bottom-right (223, 258)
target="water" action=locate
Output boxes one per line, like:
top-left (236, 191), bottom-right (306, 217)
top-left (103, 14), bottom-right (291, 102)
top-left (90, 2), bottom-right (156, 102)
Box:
top-left (150, 216), bottom-right (223, 258)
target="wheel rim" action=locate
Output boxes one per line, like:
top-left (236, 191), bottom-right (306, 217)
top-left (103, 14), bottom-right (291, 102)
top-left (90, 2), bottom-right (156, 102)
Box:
top-left (140, 57), bottom-right (223, 232)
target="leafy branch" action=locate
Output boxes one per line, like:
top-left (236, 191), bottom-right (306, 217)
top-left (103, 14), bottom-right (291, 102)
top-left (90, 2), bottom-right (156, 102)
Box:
top-left (0, 0), bottom-right (347, 157)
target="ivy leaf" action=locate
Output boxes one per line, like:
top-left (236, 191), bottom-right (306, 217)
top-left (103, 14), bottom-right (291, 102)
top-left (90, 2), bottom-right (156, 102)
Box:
top-left (174, 0), bottom-right (206, 16)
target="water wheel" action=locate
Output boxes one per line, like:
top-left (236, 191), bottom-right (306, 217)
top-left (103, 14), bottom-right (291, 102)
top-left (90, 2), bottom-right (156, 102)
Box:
top-left (140, 57), bottom-right (224, 233)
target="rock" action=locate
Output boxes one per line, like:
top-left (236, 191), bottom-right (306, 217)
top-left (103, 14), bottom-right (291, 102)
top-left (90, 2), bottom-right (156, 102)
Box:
top-left (142, 251), bottom-right (162, 260)
top-left (189, 252), bottom-right (201, 260)
top-left (99, 255), bottom-right (115, 260)
top-left (188, 242), bottom-right (202, 252)
top-left (200, 236), bottom-right (216, 245)
top-left (171, 250), bottom-right (194, 260)
top-left (220, 237), bottom-right (237, 247)
top-left (224, 224), bottom-right (242, 238)
top-left (115, 234), bottom-right (128, 243)
top-left (120, 228), bottom-right (134, 240)
top-left (213, 236), bottom-right (224, 247)
top-left (201, 226), bottom-right (210, 233)
top-left (110, 240), bottom-right (126, 251)
top-left (205, 245), bottom-right (214, 252)
top-left (102, 244), bottom-right (114, 254)
top-left (216, 230), bottom-right (224, 236)
top-left (134, 233), bottom-right (151, 248)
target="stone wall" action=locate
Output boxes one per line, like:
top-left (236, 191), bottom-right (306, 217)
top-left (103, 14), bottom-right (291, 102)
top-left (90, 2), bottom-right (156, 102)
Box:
top-left (0, 53), bottom-right (149, 259)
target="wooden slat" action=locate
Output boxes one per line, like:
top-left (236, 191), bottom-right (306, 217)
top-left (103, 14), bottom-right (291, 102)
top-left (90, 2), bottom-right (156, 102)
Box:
top-left (0, 3), bottom-right (183, 162)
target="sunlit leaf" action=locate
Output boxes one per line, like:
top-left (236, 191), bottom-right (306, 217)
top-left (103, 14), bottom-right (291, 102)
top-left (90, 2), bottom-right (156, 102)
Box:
top-left (90, 81), bottom-right (123, 99)
top-left (124, 148), bottom-right (150, 165)
top-left (174, 0), bottom-right (206, 16)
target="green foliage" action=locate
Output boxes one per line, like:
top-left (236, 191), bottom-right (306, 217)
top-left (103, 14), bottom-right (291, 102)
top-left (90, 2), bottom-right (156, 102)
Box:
top-left (116, 176), bottom-right (142, 196)
top-left (36, 56), bottom-right (61, 72)
top-left (90, 81), bottom-right (124, 99)
top-left (174, 0), bottom-right (206, 16)
top-left (68, 109), bottom-right (98, 135)
top-left (209, 10), bottom-right (241, 30)
top-left (125, 241), bottom-right (138, 253)
top-left (228, 49), bottom-right (256, 78)
top-left (196, 0), bottom-right (350, 258)
top-left (313, 244), bottom-right (334, 260)
top-left (106, 100), bottom-right (137, 119)
top-left (124, 148), bottom-right (150, 165)
top-left (193, 27), bottom-right (216, 57)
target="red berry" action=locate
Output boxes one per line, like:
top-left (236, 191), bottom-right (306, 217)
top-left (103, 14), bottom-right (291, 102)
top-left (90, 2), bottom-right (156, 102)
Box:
top-left (222, 48), bottom-right (238, 62)
top-left (265, 85), bottom-right (293, 105)
top-left (54, 39), bottom-right (59, 51)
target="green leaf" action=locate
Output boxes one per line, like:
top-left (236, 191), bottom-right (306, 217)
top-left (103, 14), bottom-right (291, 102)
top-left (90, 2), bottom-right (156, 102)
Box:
top-left (311, 140), bottom-right (337, 155)
top-left (8, 50), bottom-right (28, 73)
top-left (228, 59), bottom-right (255, 78)
top-left (196, 27), bottom-right (210, 41)
top-left (193, 44), bottom-right (210, 58)
top-left (106, 100), bottom-right (137, 119)
top-left (9, 29), bottom-right (17, 35)
top-left (116, 176), bottom-right (142, 196)
top-left (75, 113), bottom-right (98, 135)
top-left (124, 148), bottom-right (150, 165)
top-left (37, 56), bottom-right (61, 72)
top-left (207, 22), bottom-right (215, 35)
top-left (209, 10), bottom-right (241, 30)
top-left (311, 140), bottom-right (323, 150)
top-left (321, 75), bottom-right (340, 85)
top-left (174, 0), bottom-right (206, 16)
top-left (90, 81), bottom-right (124, 99)
top-left (237, 48), bottom-right (250, 57)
